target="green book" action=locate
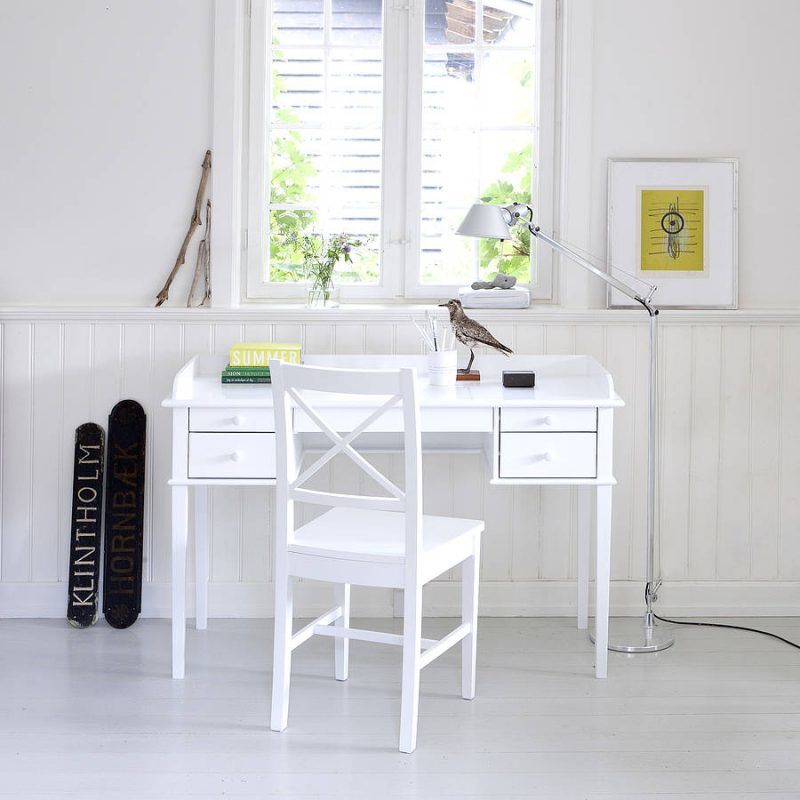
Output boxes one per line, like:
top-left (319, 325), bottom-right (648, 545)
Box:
top-left (221, 376), bottom-right (272, 384)
top-left (222, 367), bottom-right (271, 377)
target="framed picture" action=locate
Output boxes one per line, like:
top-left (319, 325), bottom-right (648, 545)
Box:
top-left (607, 158), bottom-right (738, 309)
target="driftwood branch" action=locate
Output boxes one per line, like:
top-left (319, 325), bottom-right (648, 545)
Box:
top-left (201, 199), bottom-right (211, 306)
top-left (155, 149), bottom-right (212, 307)
top-left (187, 200), bottom-right (212, 308)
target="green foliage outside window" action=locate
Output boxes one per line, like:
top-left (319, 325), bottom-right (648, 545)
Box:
top-left (478, 142), bottom-right (533, 283)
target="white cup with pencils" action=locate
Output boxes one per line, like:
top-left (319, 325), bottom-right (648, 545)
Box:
top-left (427, 349), bottom-right (457, 386)
top-left (414, 311), bottom-right (457, 386)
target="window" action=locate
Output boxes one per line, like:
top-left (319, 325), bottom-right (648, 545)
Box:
top-left (246, 0), bottom-right (555, 301)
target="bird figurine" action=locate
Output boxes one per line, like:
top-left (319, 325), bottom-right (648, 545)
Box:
top-left (439, 298), bottom-right (513, 377)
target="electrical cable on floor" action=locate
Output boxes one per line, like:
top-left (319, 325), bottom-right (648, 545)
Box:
top-left (646, 586), bottom-right (800, 652)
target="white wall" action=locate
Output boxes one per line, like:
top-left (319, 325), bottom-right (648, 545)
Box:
top-left (0, 0), bottom-right (213, 306)
top-left (562, 0), bottom-right (800, 309)
top-left (1, 1), bottom-right (799, 618)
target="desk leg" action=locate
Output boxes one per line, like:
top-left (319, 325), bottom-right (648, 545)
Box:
top-left (594, 485), bottom-right (612, 679)
top-left (576, 486), bottom-right (591, 630)
top-left (172, 485), bottom-right (189, 679)
top-left (194, 485), bottom-right (209, 631)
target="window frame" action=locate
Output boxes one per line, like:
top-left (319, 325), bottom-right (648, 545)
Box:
top-left (244, 0), bottom-right (556, 303)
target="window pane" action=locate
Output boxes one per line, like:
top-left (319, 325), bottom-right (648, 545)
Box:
top-left (271, 50), bottom-right (325, 127)
top-left (477, 132), bottom-right (532, 283)
top-left (478, 131), bottom-right (532, 199)
top-left (332, 0), bottom-right (383, 45)
top-left (485, 2), bottom-right (534, 46)
top-left (329, 50), bottom-right (383, 128)
top-left (425, 0), bottom-right (536, 48)
top-left (327, 131), bottom-right (382, 204)
top-left (269, 209), bottom-right (317, 282)
top-left (422, 130), bottom-right (479, 203)
top-left (268, 0), bottom-right (383, 286)
top-left (480, 53), bottom-right (534, 127)
top-left (422, 55), bottom-right (477, 129)
top-left (270, 130), bottom-right (322, 206)
top-left (327, 208), bottom-right (382, 283)
top-left (421, 205), bottom-right (475, 285)
top-left (274, 0), bottom-right (323, 46)
top-left (425, 0), bottom-right (475, 45)
top-left (420, 0), bottom-right (536, 286)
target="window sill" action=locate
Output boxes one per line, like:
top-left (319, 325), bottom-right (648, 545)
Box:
top-left (1, 305), bottom-right (797, 326)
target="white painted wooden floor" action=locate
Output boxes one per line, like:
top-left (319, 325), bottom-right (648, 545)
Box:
top-left (2, 617), bottom-right (800, 799)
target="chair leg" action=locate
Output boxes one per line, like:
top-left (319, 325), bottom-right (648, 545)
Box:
top-left (461, 538), bottom-right (480, 700)
top-left (270, 567), bottom-right (294, 731)
top-left (334, 583), bottom-right (350, 681)
top-left (399, 583), bottom-right (422, 754)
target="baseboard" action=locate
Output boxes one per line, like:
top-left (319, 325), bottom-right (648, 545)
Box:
top-left (2, 580), bottom-right (798, 619)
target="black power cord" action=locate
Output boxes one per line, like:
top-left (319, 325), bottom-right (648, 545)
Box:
top-left (646, 585), bottom-right (800, 652)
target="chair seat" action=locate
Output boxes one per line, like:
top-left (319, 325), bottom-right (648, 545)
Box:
top-left (290, 507), bottom-right (483, 564)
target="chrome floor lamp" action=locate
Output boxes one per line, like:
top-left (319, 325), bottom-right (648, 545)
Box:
top-left (458, 202), bottom-right (674, 653)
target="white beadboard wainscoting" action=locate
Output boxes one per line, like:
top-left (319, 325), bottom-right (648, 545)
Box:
top-left (1, 307), bottom-right (798, 619)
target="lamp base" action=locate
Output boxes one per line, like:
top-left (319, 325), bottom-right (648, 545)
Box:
top-left (589, 616), bottom-right (675, 653)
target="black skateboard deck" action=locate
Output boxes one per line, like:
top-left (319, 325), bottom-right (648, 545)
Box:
top-left (66, 423), bottom-right (105, 628)
top-left (102, 400), bottom-right (146, 629)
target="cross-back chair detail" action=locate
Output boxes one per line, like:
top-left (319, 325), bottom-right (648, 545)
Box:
top-left (285, 386), bottom-right (406, 511)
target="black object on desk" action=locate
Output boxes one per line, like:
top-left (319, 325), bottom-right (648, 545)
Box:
top-left (502, 370), bottom-right (535, 388)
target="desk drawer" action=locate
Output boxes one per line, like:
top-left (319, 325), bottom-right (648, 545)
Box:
top-left (294, 406), bottom-right (492, 434)
top-left (190, 408), bottom-right (274, 433)
top-left (499, 433), bottom-right (596, 479)
top-left (188, 433), bottom-right (276, 478)
top-left (500, 407), bottom-right (596, 433)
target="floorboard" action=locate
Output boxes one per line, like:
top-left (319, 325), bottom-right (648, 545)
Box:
top-left (1, 617), bottom-right (799, 798)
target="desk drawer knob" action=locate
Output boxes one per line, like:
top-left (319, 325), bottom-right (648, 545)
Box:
top-left (534, 452), bottom-right (553, 462)
top-left (232, 415), bottom-right (243, 426)
top-left (541, 416), bottom-right (553, 426)
top-left (230, 451), bottom-right (244, 462)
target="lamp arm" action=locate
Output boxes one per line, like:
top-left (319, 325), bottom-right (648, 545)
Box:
top-left (502, 204), bottom-right (667, 642)
top-left (502, 204), bottom-right (658, 316)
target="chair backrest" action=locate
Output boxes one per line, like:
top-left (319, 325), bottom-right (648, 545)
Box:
top-left (271, 361), bottom-right (422, 561)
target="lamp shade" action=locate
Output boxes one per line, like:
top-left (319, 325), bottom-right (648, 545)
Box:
top-left (456, 203), bottom-right (511, 240)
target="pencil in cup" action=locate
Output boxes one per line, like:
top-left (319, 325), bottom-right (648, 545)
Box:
top-left (413, 319), bottom-right (435, 352)
top-left (414, 314), bottom-right (456, 354)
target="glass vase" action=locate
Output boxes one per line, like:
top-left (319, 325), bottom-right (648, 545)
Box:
top-left (306, 284), bottom-right (340, 308)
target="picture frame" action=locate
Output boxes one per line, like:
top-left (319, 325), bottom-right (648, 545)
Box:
top-left (606, 158), bottom-right (738, 309)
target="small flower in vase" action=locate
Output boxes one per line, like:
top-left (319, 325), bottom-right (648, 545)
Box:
top-left (289, 232), bottom-right (364, 308)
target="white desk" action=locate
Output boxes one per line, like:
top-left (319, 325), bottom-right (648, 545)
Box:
top-left (164, 354), bottom-right (623, 680)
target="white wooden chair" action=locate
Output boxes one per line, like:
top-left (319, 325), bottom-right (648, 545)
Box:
top-left (269, 361), bottom-right (484, 753)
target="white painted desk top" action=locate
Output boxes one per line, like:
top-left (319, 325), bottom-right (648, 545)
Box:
top-left (163, 354), bottom-right (624, 410)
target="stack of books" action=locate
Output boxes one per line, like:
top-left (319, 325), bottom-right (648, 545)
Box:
top-left (221, 342), bottom-right (302, 384)
top-left (221, 365), bottom-right (272, 384)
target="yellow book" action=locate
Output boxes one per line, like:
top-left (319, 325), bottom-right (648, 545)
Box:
top-left (229, 342), bottom-right (302, 367)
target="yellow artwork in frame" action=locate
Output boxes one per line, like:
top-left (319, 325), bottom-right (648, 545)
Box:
top-left (640, 188), bottom-right (705, 271)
